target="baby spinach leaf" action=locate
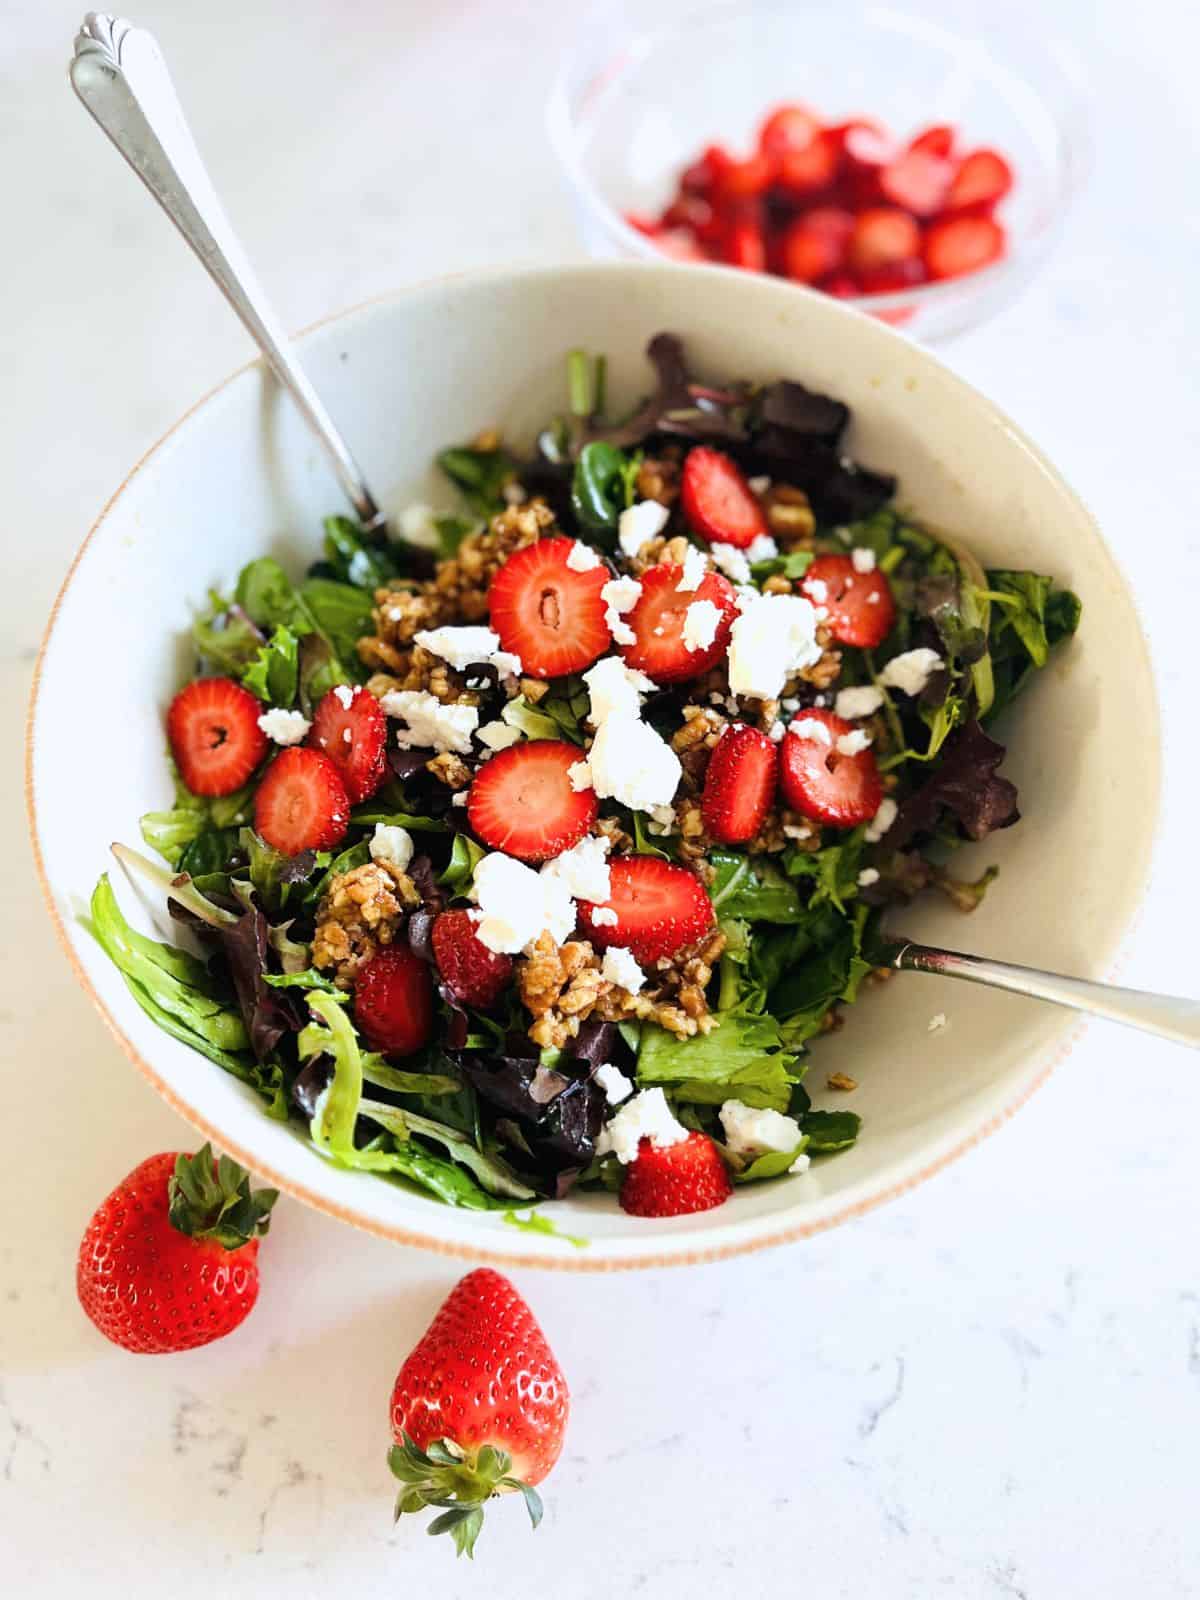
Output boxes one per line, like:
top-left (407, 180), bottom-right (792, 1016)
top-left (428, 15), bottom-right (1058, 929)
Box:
top-left (322, 516), bottom-right (400, 590)
top-left (802, 1109), bottom-right (862, 1152)
top-left (192, 591), bottom-right (263, 675)
top-left (242, 624), bottom-right (300, 706)
top-left (437, 444), bottom-right (517, 517)
top-left (298, 579), bottom-right (374, 669)
top-left (709, 850), bottom-right (805, 923)
top-left (783, 839), bottom-right (865, 914)
top-left (178, 827), bottom-right (242, 879)
top-left (571, 441), bottom-right (634, 535)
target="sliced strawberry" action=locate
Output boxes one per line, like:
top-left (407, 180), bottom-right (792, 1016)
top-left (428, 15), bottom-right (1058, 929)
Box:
top-left (253, 746), bottom-right (350, 855)
top-left (822, 273), bottom-right (860, 299)
top-left (834, 120), bottom-right (895, 202)
top-left (354, 946), bottom-right (433, 1057)
top-left (431, 909), bottom-right (513, 1008)
top-left (577, 856), bottom-right (714, 964)
top-left (307, 684), bottom-right (388, 804)
top-left (655, 229), bottom-right (710, 263)
top-left (722, 217), bottom-right (767, 270)
top-left (779, 708), bottom-right (883, 829)
top-left (466, 739), bottom-right (597, 863)
top-left (680, 446), bottom-right (768, 550)
top-left (923, 215), bottom-right (1005, 281)
top-left (714, 152), bottom-right (773, 202)
top-left (801, 553), bottom-right (896, 647)
top-left (660, 194), bottom-right (715, 234)
top-left (625, 211), bottom-right (662, 238)
top-left (489, 536), bottom-right (611, 679)
top-left (682, 143), bottom-right (732, 196)
top-left (944, 148), bottom-right (1014, 213)
top-left (758, 103), bottom-right (823, 160)
top-left (166, 676), bottom-right (268, 797)
top-left (857, 256), bottom-right (927, 294)
top-left (773, 135), bottom-right (838, 196)
top-left (846, 207), bottom-right (921, 275)
top-left (620, 1131), bottom-right (732, 1217)
top-left (700, 724), bottom-right (778, 844)
top-left (879, 147), bottom-right (953, 216)
top-left (619, 562), bottom-right (738, 685)
top-left (780, 208), bottom-right (855, 284)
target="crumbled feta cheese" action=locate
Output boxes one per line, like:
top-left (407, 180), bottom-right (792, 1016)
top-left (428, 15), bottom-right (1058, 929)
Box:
top-left (857, 867), bottom-right (880, 887)
top-left (727, 593), bottom-right (823, 698)
top-left (814, 694), bottom-right (827, 707)
top-left (594, 1063), bottom-right (634, 1105)
top-left (851, 547), bottom-right (877, 573)
top-left (720, 1099), bottom-right (803, 1158)
top-left (588, 715), bottom-right (682, 811)
top-left (600, 945), bottom-right (646, 994)
top-left (568, 759), bottom-right (594, 792)
top-left (675, 544), bottom-right (709, 592)
top-left (682, 598), bottom-right (722, 653)
top-left (928, 1012), bottom-right (948, 1033)
top-left (645, 802), bottom-right (677, 836)
top-left (414, 625), bottom-right (522, 679)
top-left (864, 796), bottom-right (898, 843)
top-left (710, 542), bottom-right (752, 584)
top-left (471, 852), bottom-right (575, 955)
top-left (878, 647), bottom-right (943, 697)
top-left (836, 728), bottom-right (873, 756)
top-left (745, 533), bottom-right (779, 563)
top-left (501, 482), bottom-right (527, 506)
top-left (601, 576), bottom-right (642, 646)
top-left (835, 685), bottom-right (885, 721)
top-left (380, 689), bottom-right (479, 754)
top-left (477, 720), bottom-right (522, 752)
top-left (398, 503), bottom-right (441, 549)
top-left (590, 906), bottom-right (619, 927)
top-left (451, 790), bottom-right (468, 806)
top-left (583, 655), bottom-right (654, 724)
top-left (566, 539), bottom-right (601, 572)
top-left (747, 475), bottom-right (771, 494)
top-left (333, 684), bottom-right (355, 710)
top-left (618, 499), bottom-right (670, 558)
top-left (767, 720), bottom-right (786, 742)
top-left (789, 1152), bottom-right (812, 1174)
top-left (595, 1087), bottom-right (687, 1164)
top-left (256, 707), bottom-right (311, 745)
top-left (369, 823), bottom-right (414, 872)
top-left (541, 833), bottom-right (611, 903)
top-left (790, 716), bottom-right (832, 745)
top-left (781, 696), bottom-right (800, 713)
top-left (805, 577), bottom-right (829, 603)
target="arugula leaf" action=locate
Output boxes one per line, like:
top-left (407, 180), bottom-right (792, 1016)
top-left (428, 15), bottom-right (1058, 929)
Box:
top-left (709, 850), bottom-right (805, 923)
top-left (637, 1005), bottom-right (800, 1112)
top-left (233, 557), bottom-right (361, 690)
top-left (802, 1109), bottom-right (862, 1152)
top-left (437, 444), bottom-right (517, 517)
top-left (322, 516), bottom-right (400, 590)
top-left (299, 578), bottom-right (374, 667)
top-left (502, 1209), bottom-right (589, 1248)
top-left (242, 624), bottom-right (300, 706)
top-left (440, 832), bottom-right (486, 894)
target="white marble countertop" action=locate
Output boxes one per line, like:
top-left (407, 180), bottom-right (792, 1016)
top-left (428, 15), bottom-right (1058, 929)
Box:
top-left (3, 1), bottom-right (1199, 1593)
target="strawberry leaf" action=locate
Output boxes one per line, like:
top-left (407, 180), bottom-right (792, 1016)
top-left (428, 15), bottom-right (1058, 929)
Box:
top-left (167, 1143), bottom-right (277, 1248)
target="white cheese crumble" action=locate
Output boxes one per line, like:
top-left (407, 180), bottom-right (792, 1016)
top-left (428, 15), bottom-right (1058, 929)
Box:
top-left (676, 544), bottom-right (709, 592)
top-left (851, 547), bottom-right (877, 573)
top-left (413, 625), bottom-right (521, 679)
top-left (601, 575), bottom-right (642, 647)
top-left (568, 759), bottom-right (594, 793)
top-left (747, 475), bottom-right (771, 494)
top-left (710, 542), bottom-right (752, 584)
top-left (595, 1087), bottom-right (687, 1164)
top-left (583, 655), bottom-right (654, 724)
top-left (682, 598), bottom-right (722, 653)
top-left (369, 823), bottom-right (414, 872)
top-left (618, 499), bottom-right (670, 559)
top-left (835, 685), bottom-right (885, 721)
top-left (470, 852), bottom-right (576, 955)
top-left (590, 906), bottom-right (619, 927)
top-left (380, 689), bottom-right (479, 754)
top-left (767, 720), bottom-right (786, 742)
top-left (333, 684), bottom-right (355, 710)
top-left (727, 593), bottom-right (823, 699)
top-left (541, 832), bottom-right (611, 903)
top-left (745, 533), bottom-right (779, 563)
top-left (451, 790), bottom-right (468, 806)
top-left (836, 728), bottom-right (873, 756)
top-left (646, 802), bottom-right (677, 834)
top-left (857, 867), bottom-right (880, 887)
top-left (720, 1099), bottom-right (803, 1158)
top-left (878, 647), bottom-right (942, 697)
top-left (256, 707), bottom-right (311, 745)
top-left (594, 1063), bottom-right (634, 1105)
top-left (790, 716), bottom-right (833, 745)
top-left (600, 945), bottom-right (646, 994)
top-left (790, 1152), bottom-right (812, 1174)
top-left (588, 715), bottom-right (682, 811)
top-left (398, 503), bottom-right (442, 549)
top-left (781, 696), bottom-right (800, 713)
top-left (928, 1012), bottom-right (948, 1033)
top-left (805, 577), bottom-right (829, 603)
top-left (566, 539), bottom-right (601, 571)
top-left (864, 796), bottom-right (898, 843)
top-left (477, 720), bottom-right (522, 753)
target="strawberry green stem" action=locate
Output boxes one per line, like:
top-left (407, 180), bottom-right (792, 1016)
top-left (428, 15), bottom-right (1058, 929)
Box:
top-left (167, 1143), bottom-right (278, 1248)
top-left (388, 1434), bottom-right (543, 1559)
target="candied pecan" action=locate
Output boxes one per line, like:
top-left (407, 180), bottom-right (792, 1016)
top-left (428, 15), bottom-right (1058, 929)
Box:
top-left (672, 704), bottom-right (727, 792)
top-left (827, 1071), bottom-right (858, 1092)
top-left (631, 531), bottom-right (700, 575)
top-left (519, 676), bottom-right (550, 704)
top-left (761, 573), bottom-right (793, 595)
top-left (673, 796), bottom-right (710, 862)
top-left (311, 860), bottom-right (420, 988)
top-left (595, 815), bottom-right (633, 854)
top-left (763, 483), bottom-right (816, 547)
top-left (799, 628), bottom-right (843, 690)
top-left (636, 448), bottom-right (682, 507)
top-left (426, 751), bottom-right (473, 789)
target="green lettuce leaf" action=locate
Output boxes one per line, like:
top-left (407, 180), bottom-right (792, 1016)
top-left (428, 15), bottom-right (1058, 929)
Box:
top-left (440, 832), bottom-right (486, 894)
top-left (802, 1109), bottom-right (862, 1152)
top-left (733, 1141), bottom-right (809, 1183)
top-left (637, 1004), bottom-right (800, 1112)
top-left (709, 850), bottom-right (805, 923)
top-left (242, 624), bottom-right (300, 706)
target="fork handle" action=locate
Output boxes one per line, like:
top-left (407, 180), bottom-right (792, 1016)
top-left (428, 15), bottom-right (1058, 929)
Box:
top-left (70, 13), bottom-right (384, 530)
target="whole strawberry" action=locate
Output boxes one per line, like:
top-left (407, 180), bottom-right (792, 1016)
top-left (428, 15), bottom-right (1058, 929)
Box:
top-left (76, 1144), bottom-right (277, 1354)
top-left (388, 1268), bottom-right (568, 1557)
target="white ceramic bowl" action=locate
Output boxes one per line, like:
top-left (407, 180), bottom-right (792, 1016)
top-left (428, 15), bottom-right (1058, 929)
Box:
top-left (27, 262), bottom-right (1158, 1270)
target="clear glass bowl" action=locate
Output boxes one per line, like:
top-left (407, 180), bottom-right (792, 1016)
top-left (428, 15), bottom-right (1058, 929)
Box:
top-left (548, 0), bottom-right (1089, 342)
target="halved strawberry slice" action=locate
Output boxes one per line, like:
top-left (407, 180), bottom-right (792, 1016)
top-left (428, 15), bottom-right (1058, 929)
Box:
top-left (431, 909), bottom-right (513, 1008)
top-left (758, 103), bottom-right (823, 160)
top-left (713, 152), bottom-right (773, 202)
top-left (773, 135), bottom-right (838, 196)
top-left (620, 1131), bottom-right (732, 1217)
top-left (923, 215), bottom-right (1005, 281)
top-left (801, 553), bottom-right (896, 648)
top-left (680, 447), bottom-right (768, 550)
top-left (166, 676), bottom-right (268, 797)
top-left (488, 537), bottom-right (611, 679)
top-left (908, 124), bottom-right (956, 160)
top-left (700, 724), bottom-right (778, 845)
top-left (846, 207), bottom-right (921, 276)
top-left (944, 149), bottom-right (1014, 213)
top-left (354, 946), bottom-right (433, 1057)
top-left (780, 208), bottom-right (855, 284)
top-left (878, 147), bottom-right (953, 216)
top-left (466, 739), bottom-right (598, 863)
top-left (619, 562), bottom-right (738, 685)
top-left (779, 708), bottom-right (883, 828)
top-left (722, 217), bottom-right (767, 271)
top-left (253, 746), bottom-right (350, 855)
top-left (307, 684), bottom-right (388, 803)
top-left (577, 856), bottom-right (714, 964)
